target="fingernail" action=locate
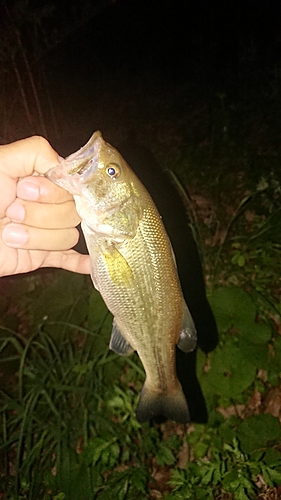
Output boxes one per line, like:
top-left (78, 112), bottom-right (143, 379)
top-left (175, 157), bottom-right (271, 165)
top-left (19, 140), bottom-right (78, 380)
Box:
top-left (17, 180), bottom-right (39, 200)
top-left (2, 225), bottom-right (28, 246)
top-left (6, 200), bottom-right (25, 222)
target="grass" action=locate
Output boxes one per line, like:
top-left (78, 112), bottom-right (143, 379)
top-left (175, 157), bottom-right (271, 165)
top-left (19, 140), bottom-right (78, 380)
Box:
top-left (1, 282), bottom-right (281, 499)
top-left (0, 286), bottom-right (146, 499)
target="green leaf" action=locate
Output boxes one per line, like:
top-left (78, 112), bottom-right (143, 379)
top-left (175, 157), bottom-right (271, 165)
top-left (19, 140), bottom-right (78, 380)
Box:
top-left (208, 287), bottom-right (256, 333)
top-left (53, 494), bottom-right (66, 500)
top-left (244, 322), bottom-right (272, 345)
top-left (200, 464), bottom-right (217, 485)
top-left (156, 445), bottom-right (176, 466)
top-left (239, 340), bottom-right (269, 369)
top-left (233, 484), bottom-right (252, 500)
top-left (260, 466), bottom-right (274, 486)
top-left (237, 414), bottom-right (281, 454)
top-left (110, 443), bottom-right (121, 468)
top-left (223, 469), bottom-right (242, 489)
top-left (83, 437), bottom-right (117, 466)
top-left (198, 340), bottom-right (256, 398)
top-left (263, 448), bottom-right (281, 467)
top-left (265, 468), bottom-right (281, 484)
top-left (231, 252), bottom-right (246, 267)
top-left (193, 441), bottom-right (209, 459)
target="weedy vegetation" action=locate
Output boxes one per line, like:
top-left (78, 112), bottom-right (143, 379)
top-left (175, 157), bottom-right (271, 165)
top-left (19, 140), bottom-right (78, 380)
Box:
top-left (1, 2), bottom-right (281, 498)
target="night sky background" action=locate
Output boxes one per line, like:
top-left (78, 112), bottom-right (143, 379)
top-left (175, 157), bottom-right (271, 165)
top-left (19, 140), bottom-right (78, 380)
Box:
top-left (1, 0), bottom-right (281, 162)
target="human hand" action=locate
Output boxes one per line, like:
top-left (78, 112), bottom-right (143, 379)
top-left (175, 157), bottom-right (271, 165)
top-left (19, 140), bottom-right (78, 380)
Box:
top-left (0, 136), bottom-right (91, 277)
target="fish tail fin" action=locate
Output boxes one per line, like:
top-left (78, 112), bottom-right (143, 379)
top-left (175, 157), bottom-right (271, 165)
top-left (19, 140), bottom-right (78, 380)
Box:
top-left (136, 382), bottom-right (190, 424)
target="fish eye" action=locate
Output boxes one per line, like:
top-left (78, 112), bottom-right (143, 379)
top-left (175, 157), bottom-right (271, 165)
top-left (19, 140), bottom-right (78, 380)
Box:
top-left (105, 163), bottom-right (121, 179)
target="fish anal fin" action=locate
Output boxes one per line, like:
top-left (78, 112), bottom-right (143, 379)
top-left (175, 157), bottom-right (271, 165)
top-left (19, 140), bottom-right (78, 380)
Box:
top-left (177, 304), bottom-right (197, 353)
top-left (109, 320), bottom-right (134, 356)
top-left (136, 382), bottom-right (190, 424)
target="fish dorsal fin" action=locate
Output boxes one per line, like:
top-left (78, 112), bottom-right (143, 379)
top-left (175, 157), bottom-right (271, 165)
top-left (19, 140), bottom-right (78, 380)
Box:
top-left (177, 305), bottom-right (197, 353)
top-left (109, 320), bottom-right (134, 356)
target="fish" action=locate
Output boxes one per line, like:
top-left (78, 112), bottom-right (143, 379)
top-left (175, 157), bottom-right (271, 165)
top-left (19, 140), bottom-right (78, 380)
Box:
top-left (116, 137), bottom-right (218, 423)
top-left (46, 131), bottom-right (197, 424)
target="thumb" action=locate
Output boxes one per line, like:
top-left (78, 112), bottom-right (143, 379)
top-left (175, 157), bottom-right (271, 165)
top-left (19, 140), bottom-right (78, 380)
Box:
top-left (0, 136), bottom-right (59, 179)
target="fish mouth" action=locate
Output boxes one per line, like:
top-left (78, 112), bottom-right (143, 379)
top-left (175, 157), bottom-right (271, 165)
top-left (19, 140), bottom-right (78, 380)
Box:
top-left (70, 131), bottom-right (102, 161)
top-left (66, 131), bottom-right (103, 177)
top-left (45, 131), bottom-right (104, 194)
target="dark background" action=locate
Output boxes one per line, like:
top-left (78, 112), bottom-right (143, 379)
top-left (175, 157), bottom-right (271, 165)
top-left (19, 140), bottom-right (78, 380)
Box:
top-left (0, 0), bottom-right (281, 183)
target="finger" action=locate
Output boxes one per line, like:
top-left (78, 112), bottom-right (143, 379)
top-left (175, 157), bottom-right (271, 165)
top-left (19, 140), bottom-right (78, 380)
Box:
top-left (17, 176), bottom-right (72, 204)
top-left (2, 223), bottom-right (80, 251)
top-left (0, 246), bottom-right (91, 276)
top-left (0, 136), bottom-right (59, 178)
top-left (42, 250), bottom-right (91, 274)
top-left (6, 198), bottom-right (81, 229)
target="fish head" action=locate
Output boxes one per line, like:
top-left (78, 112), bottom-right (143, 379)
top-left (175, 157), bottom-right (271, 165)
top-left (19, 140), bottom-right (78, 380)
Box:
top-left (46, 131), bottom-right (143, 240)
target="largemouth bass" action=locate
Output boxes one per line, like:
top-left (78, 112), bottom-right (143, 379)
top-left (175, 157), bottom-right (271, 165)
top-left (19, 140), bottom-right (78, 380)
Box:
top-left (46, 131), bottom-right (197, 423)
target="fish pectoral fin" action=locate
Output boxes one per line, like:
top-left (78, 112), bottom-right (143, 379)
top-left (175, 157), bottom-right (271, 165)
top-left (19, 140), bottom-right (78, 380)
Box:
top-left (109, 320), bottom-right (134, 356)
top-left (177, 304), bottom-right (197, 353)
top-left (104, 246), bottom-right (134, 287)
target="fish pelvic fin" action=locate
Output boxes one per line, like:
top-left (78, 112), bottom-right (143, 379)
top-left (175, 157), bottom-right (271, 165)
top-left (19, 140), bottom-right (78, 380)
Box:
top-left (136, 382), bottom-right (190, 424)
top-left (177, 304), bottom-right (197, 353)
top-left (109, 320), bottom-right (134, 356)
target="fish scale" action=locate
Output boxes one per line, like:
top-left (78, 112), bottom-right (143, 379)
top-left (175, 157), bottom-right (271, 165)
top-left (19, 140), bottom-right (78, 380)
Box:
top-left (46, 131), bottom-right (197, 423)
